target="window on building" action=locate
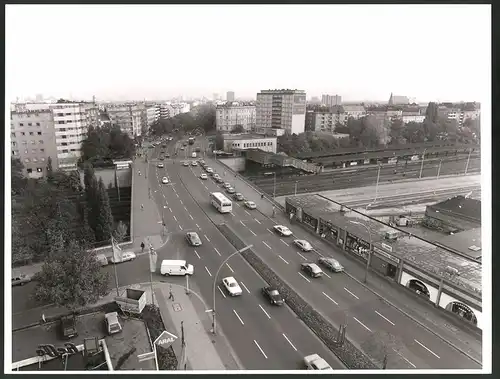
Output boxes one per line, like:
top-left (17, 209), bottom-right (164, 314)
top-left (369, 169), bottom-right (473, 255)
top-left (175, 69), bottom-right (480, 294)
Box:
top-left (11, 150), bottom-right (17, 156)
top-left (59, 128), bottom-right (66, 131)
top-left (58, 121), bottom-right (65, 124)
top-left (61, 135), bottom-right (67, 139)
top-left (27, 168), bottom-right (33, 173)
top-left (57, 113), bottom-right (64, 116)
top-left (19, 123), bottom-right (24, 127)
top-left (24, 149), bottom-right (28, 154)
top-left (22, 141), bottom-right (27, 145)
top-left (11, 132), bottom-right (15, 137)
top-left (40, 148), bottom-right (45, 152)
top-left (37, 167), bottom-right (43, 172)
top-left (29, 132), bottom-right (34, 136)
top-left (33, 157), bottom-right (38, 162)
top-left (70, 148), bottom-right (77, 152)
top-left (39, 140), bottom-right (44, 144)
top-left (65, 113), bottom-right (71, 116)
top-left (62, 149), bottom-right (69, 153)
top-left (28, 123), bottom-right (32, 126)
top-left (32, 149), bottom-right (37, 154)
top-left (36, 122), bottom-right (41, 126)
top-left (21, 132), bottom-right (26, 136)
top-left (62, 142), bottom-right (68, 146)
top-left (24, 158), bottom-right (30, 163)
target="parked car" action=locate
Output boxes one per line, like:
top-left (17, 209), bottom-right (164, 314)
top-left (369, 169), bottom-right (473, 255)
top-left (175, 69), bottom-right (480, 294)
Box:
top-left (222, 276), bottom-right (243, 296)
top-left (61, 315), bottom-right (78, 339)
top-left (301, 263), bottom-right (323, 278)
top-left (233, 193), bottom-right (244, 201)
top-left (206, 167), bottom-right (214, 174)
top-left (183, 161), bottom-right (190, 167)
top-left (109, 251), bottom-right (137, 264)
top-left (215, 177), bottom-right (224, 183)
top-left (162, 177), bottom-right (169, 184)
top-left (294, 239), bottom-right (313, 251)
top-left (318, 257), bottom-right (344, 272)
top-left (304, 354), bottom-right (332, 370)
top-left (191, 161), bottom-right (198, 166)
top-left (12, 273), bottom-right (31, 287)
top-left (261, 287), bottom-right (285, 305)
top-left (244, 201), bottom-right (257, 209)
top-left (157, 163), bottom-right (164, 168)
top-left (165, 153), bottom-right (170, 158)
top-left (200, 173), bottom-right (208, 180)
top-left (273, 225), bottom-right (292, 236)
top-left (186, 232), bottom-right (202, 246)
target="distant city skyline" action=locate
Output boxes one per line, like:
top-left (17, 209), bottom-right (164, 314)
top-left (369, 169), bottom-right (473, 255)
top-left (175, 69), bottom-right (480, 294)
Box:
top-left (6, 5), bottom-right (490, 103)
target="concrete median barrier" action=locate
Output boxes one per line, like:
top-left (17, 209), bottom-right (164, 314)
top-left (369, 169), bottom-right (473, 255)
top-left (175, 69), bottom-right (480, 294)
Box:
top-left (217, 222), bottom-right (378, 370)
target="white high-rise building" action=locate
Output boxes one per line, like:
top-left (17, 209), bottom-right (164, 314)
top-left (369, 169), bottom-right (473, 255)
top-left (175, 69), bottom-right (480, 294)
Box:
top-left (146, 105), bottom-right (160, 126)
top-left (321, 94), bottom-right (342, 107)
top-left (106, 103), bottom-right (145, 138)
top-left (256, 89), bottom-right (306, 135)
top-left (216, 102), bottom-right (256, 132)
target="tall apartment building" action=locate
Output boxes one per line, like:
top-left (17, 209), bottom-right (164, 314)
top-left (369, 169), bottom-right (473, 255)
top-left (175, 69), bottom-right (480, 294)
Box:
top-left (226, 91), bottom-right (235, 102)
top-left (146, 105), bottom-right (160, 127)
top-left (10, 109), bottom-right (59, 178)
top-left (11, 102), bottom-right (99, 171)
top-left (305, 106), bottom-right (345, 133)
top-left (216, 102), bottom-right (256, 132)
top-left (343, 105), bottom-right (366, 123)
top-left (256, 89), bottom-right (307, 135)
top-left (321, 94), bottom-right (342, 107)
top-left (106, 103), bottom-right (145, 138)
top-left (159, 103), bottom-right (191, 120)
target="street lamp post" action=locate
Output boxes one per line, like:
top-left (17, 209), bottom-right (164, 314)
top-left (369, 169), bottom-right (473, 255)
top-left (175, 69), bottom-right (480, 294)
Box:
top-left (374, 164), bottom-right (381, 202)
top-left (437, 159), bottom-right (443, 180)
top-left (464, 148), bottom-right (472, 174)
top-left (294, 181), bottom-right (298, 196)
top-left (349, 221), bottom-right (372, 284)
top-left (212, 245), bottom-right (253, 334)
top-left (419, 149), bottom-right (427, 179)
top-left (273, 172), bottom-right (277, 198)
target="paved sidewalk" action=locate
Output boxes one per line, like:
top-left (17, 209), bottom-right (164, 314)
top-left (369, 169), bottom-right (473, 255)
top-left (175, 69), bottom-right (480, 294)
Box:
top-left (207, 157), bottom-right (482, 363)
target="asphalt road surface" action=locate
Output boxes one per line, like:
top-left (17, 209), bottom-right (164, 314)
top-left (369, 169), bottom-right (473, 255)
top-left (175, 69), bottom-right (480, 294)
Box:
top-left (247, 156), bottom-right (481, 197)
top-left (169, 148), bottom-right (481, 370)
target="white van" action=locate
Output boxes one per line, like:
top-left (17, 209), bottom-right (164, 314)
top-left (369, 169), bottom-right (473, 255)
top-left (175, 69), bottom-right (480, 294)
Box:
top-left (191, 152), bottom-right (197, 158)
top-left (160, 260), bottom-right (194, 276)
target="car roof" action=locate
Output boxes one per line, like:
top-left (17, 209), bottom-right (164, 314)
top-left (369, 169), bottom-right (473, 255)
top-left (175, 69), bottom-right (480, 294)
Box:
top-left (223, 276), bottom-right (236, 282)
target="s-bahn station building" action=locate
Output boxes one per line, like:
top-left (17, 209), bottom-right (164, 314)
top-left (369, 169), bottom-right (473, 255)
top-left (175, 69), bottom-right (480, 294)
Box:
top-left (284, 194), bottom-right (482, 329)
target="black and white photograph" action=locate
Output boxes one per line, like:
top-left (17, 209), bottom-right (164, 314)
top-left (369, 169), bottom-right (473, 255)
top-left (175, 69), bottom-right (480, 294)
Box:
top-left (5, 3), bottom-right (491, 373)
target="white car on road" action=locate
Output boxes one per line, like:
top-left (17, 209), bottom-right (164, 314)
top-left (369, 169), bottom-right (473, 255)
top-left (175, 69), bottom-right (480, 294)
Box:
top-left (273, 225), bottom-right (292, 236)
top-left (157, 163), bottom-right (164, 168)
top-left (303, 354), bottom-right (332, 370)
top-left (222, 276), bottom-right (243, 296)
top-left (200, 173), bottom-right (208, 180)
top-left (161, 177), bottom-right (169, 184)
top-left (244, 201), bottom-right (257, 209)
top-left (294, 239), bottom-right (313, 251)
top-left (109, 251), bottom-right (137, 264)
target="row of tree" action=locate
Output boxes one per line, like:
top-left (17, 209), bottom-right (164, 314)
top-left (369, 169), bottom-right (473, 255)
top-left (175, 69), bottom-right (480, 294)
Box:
top-left (149, 104), bottom-right (216, 136)
top-left (279, 102), bottom-right (480, 156)
top-left (81, 125), bottom-right (136, 164)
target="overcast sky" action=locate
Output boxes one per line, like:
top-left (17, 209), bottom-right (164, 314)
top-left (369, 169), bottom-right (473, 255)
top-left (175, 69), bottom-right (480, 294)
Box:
top-left (6, 4), bottom-right (490, 103)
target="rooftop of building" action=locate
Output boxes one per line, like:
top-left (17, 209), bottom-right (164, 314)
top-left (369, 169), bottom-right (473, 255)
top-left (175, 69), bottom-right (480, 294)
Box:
top-left (216, 101), bottom-right (256, 108)
top-left (285, 194), bottom-right (482, 296)
top-left (342, 105), bottom-right (366, 111)
top-left (429, 195), bottom-right (481, 222)
top-left (223, 133), bottom-right (276, 141)
top-left (436, 228), bottom-right (482, 261)
top-left (12, 306), bottom-right (155, 371)
top-left (259, 89), bottom-right (306, 94)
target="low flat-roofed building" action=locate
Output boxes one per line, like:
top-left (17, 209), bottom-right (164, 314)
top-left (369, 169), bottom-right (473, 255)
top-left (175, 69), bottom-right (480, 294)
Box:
top-left (436, 227), bottom-right (482, 261)
top-left (285, 193), bottom-right (482, 328)
top-left (12, 307), bottom-right (155, 372)
top-left (424, 195), bottom-right (481, 232)
top-left (222, 133), bottom-right (277, 154)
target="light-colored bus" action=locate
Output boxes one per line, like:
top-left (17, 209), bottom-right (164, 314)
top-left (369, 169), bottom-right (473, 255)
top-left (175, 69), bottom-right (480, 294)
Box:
top-left (210, 192), bottom-right (232, 213)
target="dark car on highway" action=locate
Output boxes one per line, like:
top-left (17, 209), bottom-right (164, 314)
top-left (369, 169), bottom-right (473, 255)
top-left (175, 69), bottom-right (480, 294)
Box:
top-left (12, 273), bottom-right (31, 287)
top-left (233, 193), bottom-right (244, 201)
top-left (318, 257), bottom-right (344, 272)
top-left (165, 153), bottom-right (170, 158)
top-left (301, 263), bottom-right (323, 278)
top-left (61, 315), bottom-right (78, 339)
top-left (262, 287), bottom-right (285, 305)
top-left (186, 232), bottom-right (202, 247)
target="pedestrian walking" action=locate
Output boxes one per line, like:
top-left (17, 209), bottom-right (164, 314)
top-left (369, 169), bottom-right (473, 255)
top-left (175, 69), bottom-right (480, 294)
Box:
top-left (168, 285), bottom-right (175, 301)
top-left (261, 193), bottom-right (264, 199)
top-left (141, 242), bottom-right (145, 253)
top-left (141, 204), bottom-right (144, 211)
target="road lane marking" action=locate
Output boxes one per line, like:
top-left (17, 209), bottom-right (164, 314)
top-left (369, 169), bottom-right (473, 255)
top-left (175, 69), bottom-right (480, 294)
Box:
top-left (194, 250), bottom-right (201, 259)
top-left (230, 212), bottom-right (235, 216)
top-left (245, 210), bottom-right (251, 215)
top-left (344, 287), bottom-right (359, 300)
top-left (240, 220), bottom-right (247, 227)
top-left (226, 263), bottom-right (234, 273)
top-left (176, 193), bottom-right (179, 198)
top-left (263, 241), bottom-right (272, 250)
top-left (267, 228), bottom-right (273, 234)
top-left (204, 235), bottom-right (210, 242)
top-left (179, 225), bottom-right (183, 231)
top-left (258, 304), bottom-right (271, 319)
top-left (392, 348), bottom-right (417, 368)
top-left (157, 221), bottom-right (163, 224)
top-left (296, 251), bottom-right (307, 260)
top-left (323, 271), bottom-right (331, 278)
top-left (169, 207), bottom-right (172, 212)
top-left (180, 200), bottom-right (183, 205)
top-left (189, 214), bottom-right (194, 220)
top-left (414, 339), bottom-right (440, 359)
top-left (322, 292), bottom-right (338, 305)
top-left (249, 229), bottom-right (257, 236)
top-left (282, 333), bottom-right (298, 351)
top-left (165, 201), bottom-right (168, 205)
top-left (173, 216), bottom-right (178, 222)
top-left (254, 218), bottom-right (261, 224)
top-left (235, 202), bottom-right (240, 207)
top-left (218, 286), bottom-right (226, 298)
top-left (375, 310), bottom-right (395, 326)
top-left (298, 272), bottom-right (311, 282)
top-left (184, 206), bottom-right (189, 212)
top-left (280, 239), bottom-right (289, 246)
top-left (278, 255), bottom-right (289, 264)
top-left (196, 224), bottom-right (200, 228)
top-left (253, 340), bottom-right (267, 359)
top-left (205, 266), bottom-right (212, 277)
top-left (214, 247), bottom-right (221, 256)
top-left (233, 310), bottom-right (245, 325)
top-left (353, 317), bottom-right (372, 332)
top-left (240, 281), bottom-right (250, 294)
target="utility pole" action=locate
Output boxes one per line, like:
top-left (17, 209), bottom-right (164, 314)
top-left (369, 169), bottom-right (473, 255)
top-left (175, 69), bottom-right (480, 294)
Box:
top-left (294, 181), bottom-right (298, 196)
top-left (437, 159), bottom-right (442, 180)
top-left (374, 164), bottom-right (381, 202)
top-left (273, 172), bottom-right (277, 198)
top-left (419, 149), bottom-right (427, 179)
top-left (464, 148), bottom-right (472, 174)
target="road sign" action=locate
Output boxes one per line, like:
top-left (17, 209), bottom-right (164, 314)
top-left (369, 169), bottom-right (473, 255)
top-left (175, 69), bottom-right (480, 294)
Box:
top-left (153, 330), bottom-right (178, 350)
top-left (137, 351), bottom-right (156, 362)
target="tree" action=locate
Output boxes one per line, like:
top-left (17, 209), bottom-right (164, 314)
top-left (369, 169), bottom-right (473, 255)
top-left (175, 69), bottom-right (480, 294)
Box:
top-left (215, 132), bottom-right (225, 150)
top-left (32, 240), bottom-right (110, 311)
top-left (425, 102), bottom-right (439, 124)
top-left (94, 177), bottom-right (114, 243)
top-left (113, 220), bottom-right (128, 243)
top-left (46, 156), bottom-right (54, 181)
top-left (389, 118), bottom-right (405, 145)
top-left (11, 158), bottom-right (27, 196)
top-left (231, 125), bottom-right (245, 134)
top-left (195, 104), bottom-right (217, 132)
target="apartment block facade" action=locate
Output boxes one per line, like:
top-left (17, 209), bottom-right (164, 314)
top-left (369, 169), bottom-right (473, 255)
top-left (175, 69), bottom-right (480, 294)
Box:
top-left (216, 103), bottom-right (256, 132)
top-left (321, 94), bottom-right (342, 107)
top-left (159, 103), bottom-right (190, 119)
top-left (342, 105), bottom-right (366, 123)
top-left (305, 106), bottom-right (345, 132)
top-left (106, 103), bottom-right (145, 138)
top-left (146, 105), bottom-right (160, 126)
top-left (256, 89), bottom-right (307, 135)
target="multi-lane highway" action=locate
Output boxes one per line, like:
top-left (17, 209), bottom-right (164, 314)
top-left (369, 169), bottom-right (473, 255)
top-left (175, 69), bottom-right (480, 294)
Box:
top-left (162, 139), bottom-right (481, 370)
top-left (247, 156), bottom-right (481, 196)
top-left (146, 139), bottom-right (346, 370)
